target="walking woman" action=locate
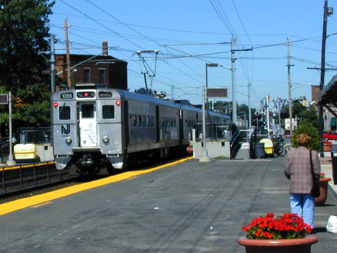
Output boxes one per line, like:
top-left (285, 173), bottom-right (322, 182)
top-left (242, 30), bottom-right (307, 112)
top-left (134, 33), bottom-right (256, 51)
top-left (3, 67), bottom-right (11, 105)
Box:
top-left (284, 133), bottom-right (321, 228)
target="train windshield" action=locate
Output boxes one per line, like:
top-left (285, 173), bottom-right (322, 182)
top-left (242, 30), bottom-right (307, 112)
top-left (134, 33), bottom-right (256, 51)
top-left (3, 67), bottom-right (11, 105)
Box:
top-left (102, 105), bottom-right (114, 119)
top-left (59, 106), bottom-right (70, 120)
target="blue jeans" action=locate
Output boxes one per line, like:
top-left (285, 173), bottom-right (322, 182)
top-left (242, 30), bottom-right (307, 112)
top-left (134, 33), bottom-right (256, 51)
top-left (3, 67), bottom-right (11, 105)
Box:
top-left (290, 193), bottom-right (315, 228)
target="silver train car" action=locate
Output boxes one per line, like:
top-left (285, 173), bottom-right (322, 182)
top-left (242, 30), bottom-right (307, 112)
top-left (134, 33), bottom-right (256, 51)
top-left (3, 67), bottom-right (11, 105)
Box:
top-left (51, 84), bottom-right (229, 175)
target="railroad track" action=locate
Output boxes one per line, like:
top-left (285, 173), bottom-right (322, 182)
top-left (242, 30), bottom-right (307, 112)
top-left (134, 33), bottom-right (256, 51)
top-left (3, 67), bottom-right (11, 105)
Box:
top-left (0, 161), bottom-right (79, 203)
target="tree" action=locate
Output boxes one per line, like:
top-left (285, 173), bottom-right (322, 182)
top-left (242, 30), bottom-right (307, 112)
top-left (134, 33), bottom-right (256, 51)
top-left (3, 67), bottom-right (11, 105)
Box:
top-left (214, 101), bottom-right (256, 120)
top-left (298, 106), bottom-right (318, 128)
top-left (0, 0), bottom-right (55, 133)
top-left (291, 120), bottom-right (320, 152)
top-left (284, 101), bottom-right (318, 128)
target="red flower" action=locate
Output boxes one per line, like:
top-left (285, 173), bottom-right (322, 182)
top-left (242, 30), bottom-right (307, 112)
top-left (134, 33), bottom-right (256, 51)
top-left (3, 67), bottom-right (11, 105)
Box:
top-left (242, 213), bottom-right (311, 239)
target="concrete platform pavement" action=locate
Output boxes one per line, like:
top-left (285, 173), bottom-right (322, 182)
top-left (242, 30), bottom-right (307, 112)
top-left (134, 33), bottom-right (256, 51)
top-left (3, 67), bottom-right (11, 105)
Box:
top-left (0, 157), bottom-right (336, 253)
top-left (237, 140), bottom-right (337, 196)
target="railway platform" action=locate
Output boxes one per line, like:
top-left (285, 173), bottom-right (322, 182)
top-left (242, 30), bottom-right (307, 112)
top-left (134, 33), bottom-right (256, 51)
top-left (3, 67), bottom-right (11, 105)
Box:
top-left (0, 156), bottom-right (336, 252)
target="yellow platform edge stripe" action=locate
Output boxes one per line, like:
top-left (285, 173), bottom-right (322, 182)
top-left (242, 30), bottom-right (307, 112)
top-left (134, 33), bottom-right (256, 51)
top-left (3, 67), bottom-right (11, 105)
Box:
top-left (0, 157), bottom-right (192, 216)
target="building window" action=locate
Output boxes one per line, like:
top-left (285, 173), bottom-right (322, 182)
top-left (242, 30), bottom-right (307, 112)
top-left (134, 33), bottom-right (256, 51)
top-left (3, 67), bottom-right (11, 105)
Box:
top-left (99, 70), bottom-right (105, 84)
top-left (84, 69), bottom-right (90, 83)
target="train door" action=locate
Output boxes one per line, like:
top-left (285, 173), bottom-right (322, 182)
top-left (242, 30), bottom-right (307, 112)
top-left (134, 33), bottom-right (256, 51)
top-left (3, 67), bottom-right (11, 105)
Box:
top-left (156, 106), bottom-right (160, 143)
top-left (79, 103), bottom-right (97, 147)
top-left (179, 109), bottom-right (184, 142)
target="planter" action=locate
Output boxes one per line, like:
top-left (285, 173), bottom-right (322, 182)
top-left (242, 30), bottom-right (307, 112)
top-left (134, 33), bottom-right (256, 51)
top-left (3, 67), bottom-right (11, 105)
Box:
top-left (238, 235), bottom-right (319, 253)
top-left (315, 177), bottom-right (331, 206)
top-left (323, 142), bottom-right (332, 152)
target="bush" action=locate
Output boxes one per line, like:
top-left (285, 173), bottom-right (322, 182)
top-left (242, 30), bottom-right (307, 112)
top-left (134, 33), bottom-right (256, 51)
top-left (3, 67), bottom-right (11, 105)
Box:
top-left (291, 120), bottom-right (320, 151)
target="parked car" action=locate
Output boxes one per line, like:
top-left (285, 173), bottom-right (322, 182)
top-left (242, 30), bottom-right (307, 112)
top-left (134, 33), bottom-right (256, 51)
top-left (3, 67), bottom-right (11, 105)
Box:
top-left (323, 131), bottom-right (337, 140)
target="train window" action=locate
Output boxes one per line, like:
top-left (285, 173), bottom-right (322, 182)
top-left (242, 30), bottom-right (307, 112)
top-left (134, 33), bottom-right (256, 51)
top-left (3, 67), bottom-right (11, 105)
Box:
top-left (138, 115), bottom-right (141, 126)
top-left (150, 116), bottom-right (154, 127)
top-left (82, 104), bottom-right (94, 118)
top-left (146, 116), bottom-right (150, 126)
top-left (102, 105), bottom-right (114, 119)
top-left (142, 115), bottom-right (146, 126)
top-left (173, 118), bottom-right (176, 127)
top-left (59, 106), bottom-right (70, 120)
top-left (129, 115), bottom-right (132, 127)
top-left (132, 115), bottom-right (137, 126)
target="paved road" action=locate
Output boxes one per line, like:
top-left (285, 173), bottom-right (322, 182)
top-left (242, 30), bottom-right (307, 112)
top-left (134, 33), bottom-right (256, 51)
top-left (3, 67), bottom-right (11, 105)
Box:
top-left (0, 157), bottom-right (336, 253)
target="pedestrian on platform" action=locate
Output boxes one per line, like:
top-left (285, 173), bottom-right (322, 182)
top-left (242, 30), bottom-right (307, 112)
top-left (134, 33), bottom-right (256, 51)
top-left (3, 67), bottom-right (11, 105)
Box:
top-left (284, 133), bottom-right (321, 228)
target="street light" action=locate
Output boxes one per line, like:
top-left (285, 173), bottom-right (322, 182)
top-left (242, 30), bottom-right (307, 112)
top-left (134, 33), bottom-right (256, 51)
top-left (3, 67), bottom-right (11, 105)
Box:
top-left (69, 69), bottom-right (77, 88)
top-left (206, 63), bottom-right (218, 88)
top-left (205, 63), bottom-right (218, 110)
top-left (200, 86), bottom-right (210, 162)
top-left (200, 63), bottom-right (218, 163)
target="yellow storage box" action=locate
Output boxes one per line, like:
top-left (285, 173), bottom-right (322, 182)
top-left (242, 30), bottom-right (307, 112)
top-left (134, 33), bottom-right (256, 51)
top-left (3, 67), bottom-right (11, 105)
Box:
top-left (259, 138), bottom-right (274, 155)
top-left (14, 144), bottom-right (37, 160)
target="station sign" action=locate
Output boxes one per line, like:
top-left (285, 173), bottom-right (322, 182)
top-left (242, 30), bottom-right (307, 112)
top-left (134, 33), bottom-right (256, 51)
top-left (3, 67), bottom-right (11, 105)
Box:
top-left (0, 94), bottom-right (8, 104)
top-left (206, 88), bottom-right (227, 98)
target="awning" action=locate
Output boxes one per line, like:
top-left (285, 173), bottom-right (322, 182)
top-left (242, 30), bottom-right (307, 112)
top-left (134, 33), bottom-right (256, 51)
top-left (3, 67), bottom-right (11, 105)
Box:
top-left (316, 75), bottom-right (337, 118)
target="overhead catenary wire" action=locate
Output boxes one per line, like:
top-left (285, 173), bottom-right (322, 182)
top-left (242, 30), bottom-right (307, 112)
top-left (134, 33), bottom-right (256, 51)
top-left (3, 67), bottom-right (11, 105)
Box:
top-left (51, 1), bottom-right (324, 106)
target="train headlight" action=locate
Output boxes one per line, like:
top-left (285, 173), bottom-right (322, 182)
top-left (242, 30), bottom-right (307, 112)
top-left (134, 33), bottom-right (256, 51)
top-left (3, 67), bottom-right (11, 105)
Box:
top-left (103, 136), bottom-right (109, 144)
top-left (65, 137), bottom-right (72, 144)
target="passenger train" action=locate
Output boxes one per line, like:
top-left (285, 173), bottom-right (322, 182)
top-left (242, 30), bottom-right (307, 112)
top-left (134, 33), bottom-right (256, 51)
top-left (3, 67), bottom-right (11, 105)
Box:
top-left (51, 84), bottom-right (230, 175)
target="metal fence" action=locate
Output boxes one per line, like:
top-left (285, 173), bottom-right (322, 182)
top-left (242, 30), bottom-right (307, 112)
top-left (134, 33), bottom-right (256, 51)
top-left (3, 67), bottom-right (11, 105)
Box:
top-left (194, 123), bottom-right (234, 141)
top-left (0, 162), bottom-right (71, 194)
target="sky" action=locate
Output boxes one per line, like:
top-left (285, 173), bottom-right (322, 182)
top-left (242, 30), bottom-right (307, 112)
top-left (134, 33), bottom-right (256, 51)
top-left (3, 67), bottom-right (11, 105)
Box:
top-left (48, 0), bottom-right (337, 112)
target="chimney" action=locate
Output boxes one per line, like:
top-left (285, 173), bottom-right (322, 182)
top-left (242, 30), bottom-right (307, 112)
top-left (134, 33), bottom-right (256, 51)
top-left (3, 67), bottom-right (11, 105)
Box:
top-left (102, 41), bottom-right (108, 56)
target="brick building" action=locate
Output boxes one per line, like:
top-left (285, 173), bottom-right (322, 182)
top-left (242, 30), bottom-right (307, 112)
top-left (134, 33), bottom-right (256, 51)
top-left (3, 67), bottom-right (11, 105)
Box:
top-left (55, 41), bottom-right (128, 90)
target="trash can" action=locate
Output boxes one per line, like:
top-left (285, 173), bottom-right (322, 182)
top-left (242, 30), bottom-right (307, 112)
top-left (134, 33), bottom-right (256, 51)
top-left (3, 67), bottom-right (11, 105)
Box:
top-left (254, 142), bottom-right (265, 158)
top-left (14, 144), bottom-right (37, 160)
top-left (259, 138), bottom-right (273, 156)
top-left (331, 150), bottom-right (337, 185)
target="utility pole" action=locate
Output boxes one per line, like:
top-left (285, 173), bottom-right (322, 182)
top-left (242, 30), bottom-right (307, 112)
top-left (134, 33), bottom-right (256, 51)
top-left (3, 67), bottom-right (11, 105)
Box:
top-left (200, 86), bottom-right (210, 162)
top-left (266, 95), bottom-right (270, 132)
top-left (306, 1), bottom-right (333, 157)
top-left (171, 85), bottom-right (174, 100)
top-left (248, 83), bottom-right (251, 128)
top-left (7, 92), bottom-right (16, 166)
top-left (319, 0), bottom-right (329, 157)
top-left (50, 35), bottom-right (55, 93)
top-left (287, 37), bottom-right (294, 137)
top-left (231, 37), bottom-right (237, 124)
top-left (230, 37), bottom-right (253, 124)
top-left (64, 17), bottom-right (71, 88)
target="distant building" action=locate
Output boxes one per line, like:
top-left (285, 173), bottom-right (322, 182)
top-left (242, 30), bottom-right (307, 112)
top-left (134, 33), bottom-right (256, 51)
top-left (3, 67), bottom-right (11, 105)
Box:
top-left (55, 41), bottom-right (128, 90)
top-left (311, 85), bottom-right (320, 102)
